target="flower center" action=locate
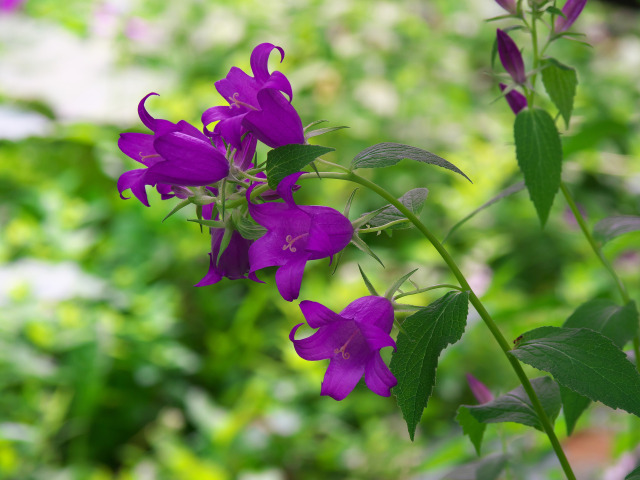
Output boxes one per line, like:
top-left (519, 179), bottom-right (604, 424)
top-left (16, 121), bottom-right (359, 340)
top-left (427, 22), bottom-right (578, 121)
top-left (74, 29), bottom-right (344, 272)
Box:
top-left (229, 92), bottom-right (259, 111)
top-left (282, 233), bottom-right (308, 253)
top-left (334, 329), bottom-right (359, 360)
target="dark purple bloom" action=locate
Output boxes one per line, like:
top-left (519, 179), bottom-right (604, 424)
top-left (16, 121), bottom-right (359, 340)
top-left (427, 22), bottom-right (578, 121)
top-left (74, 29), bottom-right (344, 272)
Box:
top-left (495, 0), bottom-right (517, 15)
top-left (196, 229), bottom-right (259, 286)
top-left (466, 374), bottom-right (494, 404)
top-left (499, 83), bottom-right (527, 114)
top-left (290, 296), bottom-right (397, 400)
top-left (0, 0), bottom-right (25, 13)
top-left (201, 43), bottom-right (304, 156)
top-left (247, 173), bottom-right (353, 302)
top-left (118, 93), bottom-right (229, 206)
top-left (496, 29), bottom-right (526, 85)
top-left (554, 0), bottom-right (587, 33)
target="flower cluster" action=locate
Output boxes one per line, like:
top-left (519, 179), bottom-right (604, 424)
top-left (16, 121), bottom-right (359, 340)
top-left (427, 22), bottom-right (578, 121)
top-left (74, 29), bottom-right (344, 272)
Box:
top-left (116, 43), bottom-right (396, 400)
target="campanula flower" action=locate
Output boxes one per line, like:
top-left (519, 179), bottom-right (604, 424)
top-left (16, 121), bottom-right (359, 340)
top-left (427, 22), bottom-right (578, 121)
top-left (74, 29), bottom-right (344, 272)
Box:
top-left (466, 373), bottom-right (495, 404)
top-left (118, 93), bottom-right (229, 206)
top-left (554, 0), bottom-right (587, 33)
top-left (247, 172), bottom-right (353, 302)
top-left (290, 296), bottom-right (397, 400)
top-left (495, 0), bottom-right (517, 15)
top-left (496, 29), bottom-right (526, 85)
top-left (202, 43), bottom-right (304, 155)
top-left (196, 229), bottom-right (258, 286)
top-left (499, 83), bottom-right (527, 114)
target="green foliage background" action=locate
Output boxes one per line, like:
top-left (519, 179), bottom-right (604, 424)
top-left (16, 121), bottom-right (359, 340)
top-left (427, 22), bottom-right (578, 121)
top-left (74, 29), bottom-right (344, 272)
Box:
top-left (0, 0), bottom-right (639, 478)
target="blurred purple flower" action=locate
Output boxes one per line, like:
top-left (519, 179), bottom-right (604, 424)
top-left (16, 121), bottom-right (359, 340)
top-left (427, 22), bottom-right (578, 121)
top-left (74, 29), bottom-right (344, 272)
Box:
top-left (118, 93), bottom-right (229, 206)
top-left (290, 296), bottom-right (397, 400)
top-left (0, 0), bottom-right (25, 13)
top-left (555, 0), bottom-right (587, 33)
top-left (499, 83), bottom-right (527, 114)
top-left (497, 29), bottom-right (526, 85)
top-left (495, 0), bottom-right (517, 15)
top-left (202, 43), bottom-right (304, 159)
top-left (247, 173), bottom-right (353, 302)
top-left (466, 374), bottom-right (494, 404)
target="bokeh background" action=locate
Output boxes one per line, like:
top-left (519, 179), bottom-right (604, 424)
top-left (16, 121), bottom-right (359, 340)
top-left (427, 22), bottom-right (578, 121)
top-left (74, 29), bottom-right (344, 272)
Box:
top-left (1, 0), bottom-right (639, 479)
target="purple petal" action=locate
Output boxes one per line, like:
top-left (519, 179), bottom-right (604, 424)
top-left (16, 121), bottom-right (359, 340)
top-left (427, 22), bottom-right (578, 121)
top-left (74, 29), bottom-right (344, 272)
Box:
top-left (243, 89), bottom-right (305, 148)
top-left (118, 132), bottom-right (156, 164)
top-left (555, 0), bottom-right (587, 33)
top-left (151, 132), bottom-right (229, 185)
top-left (321, 356), bottom-right (365, 401)
top-left (276, 172), bottom-right (305, 208)
top-left (304, 207), bottom-right (353, 260)
top-left (497, 29), bottom-right (526, 84)
top-left (138, 92), bottom-right (159, 131)
top-left (495, 0), bottom-right (517, 14)
top-left (499, 83), bottom-right (528, 115)
top-left (263, 70), bottom-right (293, 101)
top-left (117, 168), bottom-right (150, 206)
top-left (215, 114), bottom-right (247, 149)
top-left (466, 373), bottom-right (495, 404)
top-left (299, 300), bottom-right (344, 328)
top-left (175, 119), bottom-right (210, 143)
top-left (341, 296), bottom-right (395, 332)
top-left (195, 252), bottom-right (223, 286)
top-left (289, 322), bottom-right (344, 360)
top-left (364, 353), bottom-right (397, 397)
top-left (274, 256), bottom-right (309, 301)
top-left (215, 66), bottom-right (261, 107)
top-left (234, 134), bottom-right (257, 170)
top-left (358, 322), bottom-right (396, 351)
top-left (250, 43), bottom-right (285, 83)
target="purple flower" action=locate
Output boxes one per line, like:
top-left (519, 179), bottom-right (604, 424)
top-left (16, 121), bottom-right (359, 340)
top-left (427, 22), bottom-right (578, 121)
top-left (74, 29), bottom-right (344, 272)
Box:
top-left (554, 0), bottom-right (587, 33)
top-left (495, 0), bottom-right (517, 15)
top-left (202, 43), bottom-right (304, 155)
top-left (247, 173), bottom-right (353, 302)
top-left (0, 0), bottom-right (25, 13)
top-left (196, 229), bottom-right (259, 286)
top-left (496, 29), bottom-right (526, 85)
top-left (499, 83), bottom-right (527, 114)
top-left (466, 374), bottom-right (494, 404)
top-left (290, 296), bottom-right (397, 400)
top-left (118, 93), bottom-right (229, 206)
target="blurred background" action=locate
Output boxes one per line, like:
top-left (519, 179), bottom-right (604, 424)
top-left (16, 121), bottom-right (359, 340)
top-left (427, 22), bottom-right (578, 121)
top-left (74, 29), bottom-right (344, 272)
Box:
top-left (1, 0), bottom-right (639, 479)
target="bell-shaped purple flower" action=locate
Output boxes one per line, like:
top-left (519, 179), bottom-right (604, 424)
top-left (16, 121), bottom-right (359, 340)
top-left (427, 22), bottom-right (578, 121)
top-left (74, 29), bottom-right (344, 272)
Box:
top-left (196, 229), bottom-right (259, 286)
top-left (247, 173), bottom-right (353, 302)
top-left (202, 43), bottom-right (304, 156)
top-left (554, 0), bottom-right (587, 33)
top-left (290, 296), bottom-right (397, 400)
top-left (496, 29), bottom-right (526, 85)
top-left (118, 93), bottom-right (229, 206)
top-left (499, 83), bottom-right (528, 114)
top-left (495, 0), bottom-right (517, 15)
top-left (466, 373), bottom-right (495, 404)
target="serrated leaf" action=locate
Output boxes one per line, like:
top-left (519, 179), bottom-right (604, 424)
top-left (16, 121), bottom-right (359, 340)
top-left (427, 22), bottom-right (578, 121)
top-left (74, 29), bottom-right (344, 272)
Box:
top-left (456, 406), bottom-right (486, 455)
top-left (541, 58), bottom-right (578, 129)
top-left (359, 188), bottom-right (429, 231)
top-left (351, 142), bottom-right (471, 182)
top-left (305, 125), bottom-right (349, 139)
top-left (560, 299), bottom-right (638, 434)
top-left (593, 215), bottom-right (640, 245)
top-left (443, 181), bottom-right (525, 243)
top-left (236, 216), bottom-right (267, 240)
top-left (509, 326), bottom-right (640, 417)
top-left (626, 464), bottom-right (640, 480)
top-left (390, 291), bottom-right (470, 440)
top-left (266, 144), bottom-right (335, 189)
top-left (514, 108), bottom-right (563, 226)
top-left (466, 377), bottom-right (561, 431)
top-left (441, 453), bottom-right (508, 480)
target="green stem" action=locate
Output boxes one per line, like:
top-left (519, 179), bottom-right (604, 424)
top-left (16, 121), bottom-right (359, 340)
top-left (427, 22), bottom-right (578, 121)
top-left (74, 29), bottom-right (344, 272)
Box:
top-left (528, 5), bottom-right (540, 107)
top-left (301, 171), bottom-right (576, 479)
top-left (560, 182), bottom-right (640, 367)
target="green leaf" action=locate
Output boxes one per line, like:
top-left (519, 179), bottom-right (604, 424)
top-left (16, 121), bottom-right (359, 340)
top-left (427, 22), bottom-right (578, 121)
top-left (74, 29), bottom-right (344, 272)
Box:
top-left (350, 142), bottom-right (471, 182)
top-left (357, 264), bottom-right (379, 296)
top-left (390, 291), bottom-right (470, 440)
top-left (514, 108), bottom-right (563, 226)
top-left (466, 377), bottom-right (561, 431)
top-left (384, 269), bottom-right (419, 299)
top-left (304, 125), bottom-right (349, 139)
top-left (443, 181), bottom-right (525, 243)
top-left (509, 326), bottom-right (640, 417)
top-left (545, 6), bottom-right (566, 18)
top-left (236, 216), bottom-right (267, 240)
top-left (626, 464), bottom-right (640, 480)
top-left (559, 299), bottom-right (638, 434)
top-left (162, 198), bottom-right (192, 222)
top-left (266, 144), bottom-right (335, 189)
top-left (442, 453), bottom-right (508, 480)
top-left (349, 233), bottom-right (385, 267)
top-left (359, 188), bottom-right (429, 231)
top-left (541, 58), bottom-right (578, 129)
top-left (456, 406), bottom-right (486, 455)
top-left (593, 215), bottom-right (640, 245)
top-left (559, 384), bottom-right (590, 436)
top-left (187, 218), bottom-right (226, 229)
top-left (564, 299), bottom-right (638, 349)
